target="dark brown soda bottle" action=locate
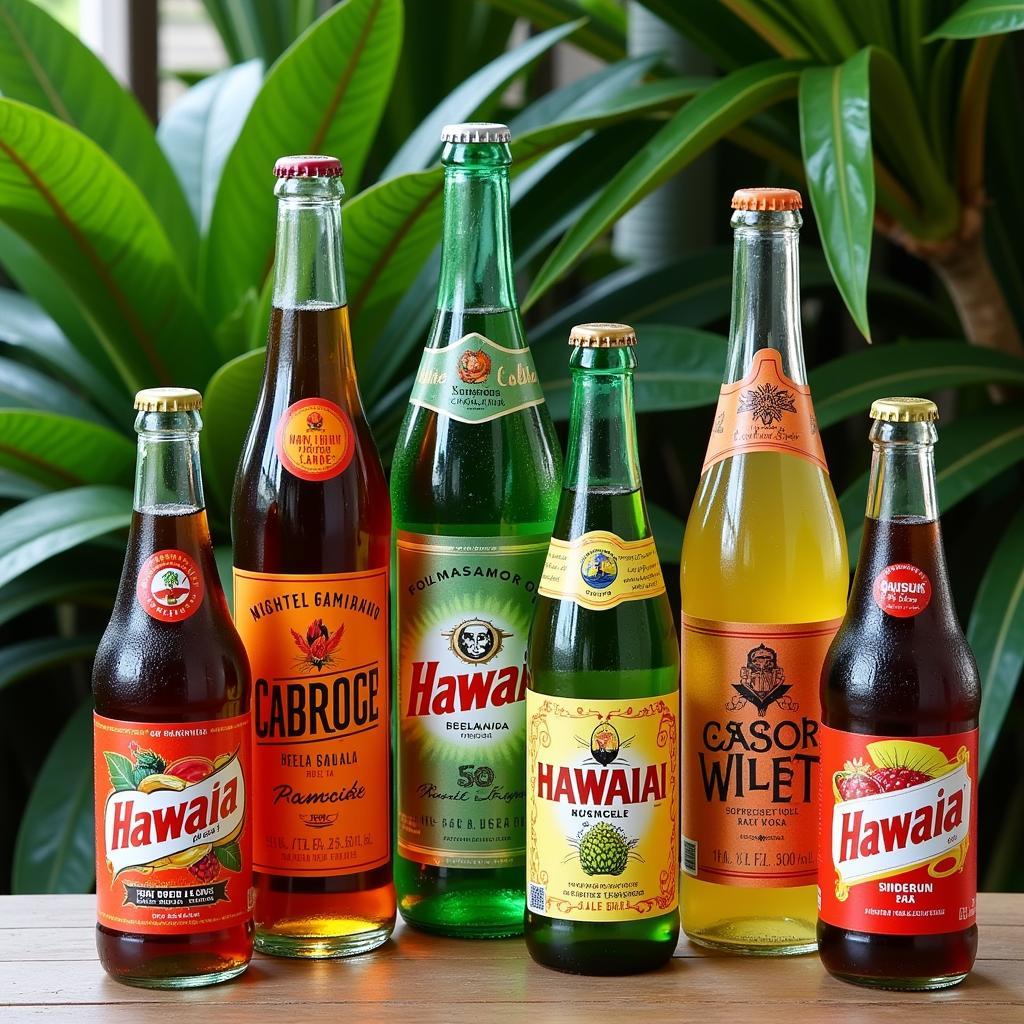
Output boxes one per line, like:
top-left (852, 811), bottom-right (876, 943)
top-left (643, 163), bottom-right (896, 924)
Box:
top-left (231, 155), bottom-right (394, 958)
top-left (93, 387), bottom-right (253, 988)
top-left (818, 397), bottom-right (979, 990)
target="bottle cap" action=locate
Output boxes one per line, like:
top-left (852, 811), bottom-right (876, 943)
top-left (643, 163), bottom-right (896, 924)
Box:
top-left (731, 187), bottom-right (802, 212)
top-left (134, 387), bottom-right (203, 412)
top-left (441, 122), bottom-right (511, 144)
top-left (869, 397), bottom-right (939, 422)
top-left (273, 155), bottom-right (343, 178)
top-left (568, 322), bottom-right (637, 348)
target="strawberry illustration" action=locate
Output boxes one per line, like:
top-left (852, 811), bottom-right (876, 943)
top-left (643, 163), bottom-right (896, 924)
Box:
top-left (189, 850), bottom-right (220, 883)
top-left (836, 758), bottom-right (882, 800)
top-left (870, 767), bottom-right (931, 792)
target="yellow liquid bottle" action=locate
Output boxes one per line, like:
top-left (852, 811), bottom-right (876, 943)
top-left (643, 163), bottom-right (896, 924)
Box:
top-left (679, 188), bottom-right (848, 955)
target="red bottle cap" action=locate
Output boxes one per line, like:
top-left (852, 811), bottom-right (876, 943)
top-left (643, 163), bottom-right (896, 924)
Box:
top-left (273, 155), bottom-right (343, 178)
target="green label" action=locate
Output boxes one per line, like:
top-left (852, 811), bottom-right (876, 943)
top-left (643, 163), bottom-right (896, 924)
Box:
top-left (409, 333), bottom-right (545, 424)
top-left (396, 530), bottom-right (548, 868)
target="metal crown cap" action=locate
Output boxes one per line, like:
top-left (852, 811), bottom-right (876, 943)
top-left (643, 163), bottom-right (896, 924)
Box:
top-left (568, 322), bottom-right (637, 348)
top-left (731, 187), bottom-right (802, 211)
top-left (273, 155), bottom-right (343, 178)
top-left (869, 397), bottom-right (939, 423)
top-left (134, 387), bottom-right (202, 413)
top-left (441, 122), bottom-right (512, 144)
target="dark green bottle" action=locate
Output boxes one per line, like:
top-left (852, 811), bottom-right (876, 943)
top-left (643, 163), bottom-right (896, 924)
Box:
top-left (390, 123), bottom-right (562, 937)
top-left (525, 323), bottom-right (679, 974)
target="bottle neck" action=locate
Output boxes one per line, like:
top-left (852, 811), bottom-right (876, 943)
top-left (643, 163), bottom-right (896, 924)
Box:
top-left (724, 209), bottom-right (807, 384)
top-left (564, 348), bottom-right (642, 494)
top-left (133, 410), bottom-right (205, 513)
top-left (865, 420), bottom-right (939, 521)
top-left (437, 142), bottom-right (517, 315)
top-left (271, 177), bottom-right (347, 309)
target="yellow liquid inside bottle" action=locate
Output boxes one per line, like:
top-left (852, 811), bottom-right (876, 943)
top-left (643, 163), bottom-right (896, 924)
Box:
top-left (680, 449), bottom-right (848, 954)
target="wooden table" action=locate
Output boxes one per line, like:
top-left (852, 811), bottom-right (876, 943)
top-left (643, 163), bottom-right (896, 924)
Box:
top-left (0, 894), bottom-right (1020, 1023)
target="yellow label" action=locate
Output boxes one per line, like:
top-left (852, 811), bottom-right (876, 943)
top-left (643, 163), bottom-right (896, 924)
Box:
top-left (537, 530), bottom-right (665, 611)
top-left (526, 691), bottom-right (679, 922)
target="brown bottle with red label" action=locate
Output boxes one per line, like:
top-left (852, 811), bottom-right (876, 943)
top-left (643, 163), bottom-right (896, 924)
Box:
top-left (231, 155), bottom-right (394, 958)
top-left (818, 397), bottom-right (980, 990)
top-left (93, 387), bottom-right (253, 988)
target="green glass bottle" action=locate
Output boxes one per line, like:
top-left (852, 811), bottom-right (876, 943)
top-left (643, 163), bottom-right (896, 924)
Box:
top-left (525, 323), bottom-right (680, 975)
top-left (390, 122), bottom-right (562, 938)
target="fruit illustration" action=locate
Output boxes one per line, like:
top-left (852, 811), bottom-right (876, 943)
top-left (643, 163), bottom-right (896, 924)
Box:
top-left (128, 743), bottom-right (166, 787)
top-left (577, 822), bottom-right (638, 876)
top-left (189, 850), bottom-right (221, 883)
top-left (871, 767), bottom-right (932, 792)
top-left (834, 740), bottom-right (955, 801)
top-left (166, 755), bottom-right (215, 784)
top-left (137, 773), bottom-right (187, 793)
top-left (836, 759), bottom-right (882, 800)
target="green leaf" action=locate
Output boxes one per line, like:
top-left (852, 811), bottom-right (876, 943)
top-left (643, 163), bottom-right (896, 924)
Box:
top-left (103, 752), bottom-right (135, 791)
top-left (13, 700), bottom-right (95, 893)
top-left (0, 634), bottom-right (99, 693)
top-left (810, 341), bottom-right (1024, 428)
top-left (524, 60), bottom-right (804, 308)
top-left (157, 60), bottom-right (263, 237)
top-left (214, 839), bottom-right (242, 872)
top-left (0, 0), bottom-right (198, 272)
top-left (928, 0), bottom-right (1024, 39)
top-left (0, 484), bottom-right (132, 589)
top-left (481, 0), bottom-right (625, 61)
top-left (0, 356), bottom-right (105, 425)
top-left (0, 549), bottom-right (115, 627)
top-left (970, 506), bottom-right (1024, 773)
top-left (0, 410), bottom-right (135, 489)
top-left (202, 0), bottom-right (404, 326)
top-left (0, 468), bottom-right (45, 500)
top-left (799, 50), bottom-right (874, 341)
top-left (0, 100), bottom-right (217, 391)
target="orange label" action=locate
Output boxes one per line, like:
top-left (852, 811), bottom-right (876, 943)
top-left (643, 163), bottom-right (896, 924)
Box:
top-left (233, 567), bottom-right (389, 877)
top-left (93, 712), bottom-right (253, 936)
top-left (274, 397), bottom-right (355, 481)
top-left (701, 348), bottom-right (826, 475)
top-left (136, 549), bottom-right (204, 622)
top-left (681, 615), bottom-right (841, 888)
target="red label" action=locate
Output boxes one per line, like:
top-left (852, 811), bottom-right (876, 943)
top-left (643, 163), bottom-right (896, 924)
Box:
top-left (94, 712), bottom-right (253, 936)
top-left (274, 397), bottom-right (355, 481)
top-left (873, 563), bottom-right (932, 618)
top-left (136, 549), bottom-right (204, 622)
top-left (818, 726), bottom-right (977, 935)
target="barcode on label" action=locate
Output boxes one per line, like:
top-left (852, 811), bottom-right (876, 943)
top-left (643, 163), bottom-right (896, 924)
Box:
top-left (682, 837), bottom-right (698, 876)
top-left (528, 882), bottom-right (546, 913)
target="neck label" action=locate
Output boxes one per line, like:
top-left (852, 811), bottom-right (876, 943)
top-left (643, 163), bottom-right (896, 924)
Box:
top-left (136, 549), bottom-right (204, 623)
top-left (702, 348), bottom-right (827, 475)
top-left (873, 563), bottom-right (932, 617)
top-left (410, 333), bottom-right (545, 424)
top-left (274, 397), bottom-right (355, 481)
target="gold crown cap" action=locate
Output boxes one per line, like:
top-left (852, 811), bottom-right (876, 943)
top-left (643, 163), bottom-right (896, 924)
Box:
top-left (869, 397), bottom-right (939, 422)
top-left (568, 322), bottom-right (637, 348)
top-left (134, 387), bottom-right (202, 412)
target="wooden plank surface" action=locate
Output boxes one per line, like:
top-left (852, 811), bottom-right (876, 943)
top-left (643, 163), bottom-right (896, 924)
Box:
top-left (0, 894), bottom-right (1020, 1023)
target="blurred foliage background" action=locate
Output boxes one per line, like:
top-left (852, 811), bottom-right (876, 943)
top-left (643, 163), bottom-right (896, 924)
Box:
top-left (0, 0), bottom-right (1022, 895)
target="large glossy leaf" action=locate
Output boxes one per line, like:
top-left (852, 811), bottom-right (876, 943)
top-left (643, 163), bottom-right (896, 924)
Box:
top-left (524, 60), bottom-right (804, 308)
top-left (970, 506), bottom-right (1024, 773)
top-left (382, 20), bottom-right (581, 178)
top-left (0, 485), bottom-right (131, 589)
top-left (12, 699), bottom-right (94, 894)
top-left (157, 60), bottom-right (263, 238)
top-left (841, 409), bottom-right (1024, 553)
top-left (201, 0), bottom-right (318, 63)
top-left (929, 0), bottom-right (1024, 39)
top-left (0, 548), bottom-right (115, 628)
top-left (0, 468), bottom-right (45, 500)
top-left (481, 0), bottom-right (625, 60)
top-left (0, 100), bottom-right (216, 390)
top-left (811, 341), bottom-right (1024, 428)
top-left (799, 49), bottom-right (874, 341)
top-left (0, 635), bottom-right (99, 693)
top-left (0, 355), bottom-right (103, 424)
top-left (0, 0), bottom-right (198, 271)
top-left (202, 0), bottom-right (403, 326)
top-left (0, 410), bottom-right (135, 488)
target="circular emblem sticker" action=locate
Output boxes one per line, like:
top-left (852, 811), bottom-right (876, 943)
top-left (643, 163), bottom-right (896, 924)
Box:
top-left (873, 563), bottom-right (932, 618)
top-left (580, 548), bottom-right (618, 591)
top-left (136, 549), bottom-right (204, 622)
top-left (274, 397), bottom-right (355, 481)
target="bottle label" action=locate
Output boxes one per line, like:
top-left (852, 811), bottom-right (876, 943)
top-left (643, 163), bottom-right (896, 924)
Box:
top-left (873, 563), bottom-right (932, 618)
top-left (93, 712), bottom-right (253, 936)
top-left (538, 531), bottom-right (665, 611)
top-left (396, 531), bottom-right (547, 868)
top-left (232, 567), bottom-right (389, 877)
top-left (818, 726), bottom-right (977, 935)
top-left (274, 397), bottom-right (355, 481)
top-left (136, 549), bottom-right (204, 623)
top-left (409, 333), bottom-right (545, 424)
top-left (701, 348), bottom-right (827, 475)
top-left (525, 692), bottom-right (679, 922)
top-left (681, 615), bottom-right (842, 887)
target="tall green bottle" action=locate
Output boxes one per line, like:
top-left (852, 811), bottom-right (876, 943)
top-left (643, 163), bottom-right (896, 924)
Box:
top-left (390, 122), bottom-right (562, 938)
top-left (526, 323), bottom-right (679, 974)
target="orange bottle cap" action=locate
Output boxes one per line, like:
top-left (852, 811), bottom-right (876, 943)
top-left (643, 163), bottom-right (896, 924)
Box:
top-left (731, 187), bottom-right (803, 212)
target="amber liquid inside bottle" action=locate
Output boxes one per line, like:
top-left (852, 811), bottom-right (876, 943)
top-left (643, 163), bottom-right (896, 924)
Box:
top-left (94, 508), bottom-right (253, 987)
top-left (232, 304), bottom-right (395, 957)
